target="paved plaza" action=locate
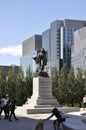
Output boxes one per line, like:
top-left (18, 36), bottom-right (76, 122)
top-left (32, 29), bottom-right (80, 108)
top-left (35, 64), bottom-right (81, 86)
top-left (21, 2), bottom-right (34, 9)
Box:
top-left (0, 112), bottom-right (55, 130)
top-left (0, 108), bottom-right (86, 130)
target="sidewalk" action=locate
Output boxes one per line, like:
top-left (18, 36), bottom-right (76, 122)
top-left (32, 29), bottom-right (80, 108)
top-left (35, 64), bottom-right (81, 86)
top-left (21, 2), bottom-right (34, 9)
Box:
top-left (0, 108), bottom-right (86, 130)
top-left (62, 112), bottom-right (86, 130)
top-left (0, 112), bottom-right (55, 130)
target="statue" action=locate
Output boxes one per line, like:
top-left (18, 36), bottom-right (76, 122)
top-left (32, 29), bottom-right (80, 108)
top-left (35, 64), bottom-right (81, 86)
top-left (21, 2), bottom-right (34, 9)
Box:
top-left (33, 48), bottom-right (48, 77)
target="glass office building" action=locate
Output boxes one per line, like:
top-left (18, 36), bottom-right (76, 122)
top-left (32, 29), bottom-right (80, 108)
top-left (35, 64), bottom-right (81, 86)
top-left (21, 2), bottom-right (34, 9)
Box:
top-left (20, 51), bottom-right (37, 75)
top-left (42, 19), bottom-right (86, 75)
top-left (20, 35), bottom-right (42, 76)
top-left (20, 19), bottom-right (86, 76)
top-left (42, 29), bottom-right (51, 76)
top-left (50, 20), bottom-right (63, 74)
top-left (60, 27), bottom-right (78, 71)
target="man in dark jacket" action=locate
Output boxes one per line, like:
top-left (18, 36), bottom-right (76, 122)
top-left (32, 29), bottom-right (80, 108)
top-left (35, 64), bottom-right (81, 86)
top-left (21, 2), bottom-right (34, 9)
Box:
top-left (9, 100), bottom-right (18, 121)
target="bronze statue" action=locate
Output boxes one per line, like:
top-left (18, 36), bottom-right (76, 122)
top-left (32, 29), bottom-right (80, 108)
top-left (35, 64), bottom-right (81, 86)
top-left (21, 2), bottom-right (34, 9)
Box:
top-left (33, 48), bottom-right (48, 77)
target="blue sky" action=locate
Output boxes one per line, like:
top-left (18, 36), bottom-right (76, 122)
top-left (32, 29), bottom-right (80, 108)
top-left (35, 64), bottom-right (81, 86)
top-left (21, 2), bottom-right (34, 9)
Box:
top-left (0, 0), bottom-right (86, 66)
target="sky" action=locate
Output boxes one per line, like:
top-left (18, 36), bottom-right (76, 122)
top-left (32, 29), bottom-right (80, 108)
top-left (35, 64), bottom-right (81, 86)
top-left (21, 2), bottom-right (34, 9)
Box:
top-left (0, 0), bottom-right (86, 66)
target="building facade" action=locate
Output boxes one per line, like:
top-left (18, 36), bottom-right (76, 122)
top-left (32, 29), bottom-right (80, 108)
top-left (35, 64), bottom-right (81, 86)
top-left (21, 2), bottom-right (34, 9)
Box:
top-left (0, 65), bottom-right (19, 80)
top-left (42, 29), bottom-right (51, 76)
top-left (72, 27), bottom-right (86, 74)
top-left (61, 19), bottom-right (86, 71)
top-left (42, 19), bottom-right (86, 75)
top-left (50, 20), bottom-right (63, 74)
top-left (20, 35), bottom-right (42, 75)
top-left (20, 19), bottom-right (86, 76)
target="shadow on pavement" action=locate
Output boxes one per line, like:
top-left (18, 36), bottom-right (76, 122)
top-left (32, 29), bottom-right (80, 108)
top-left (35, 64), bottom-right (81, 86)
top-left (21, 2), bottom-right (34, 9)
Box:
top-left (62, 113), bottom-right (86, 130)
top-left (0, 115), bottom-right (54, 130)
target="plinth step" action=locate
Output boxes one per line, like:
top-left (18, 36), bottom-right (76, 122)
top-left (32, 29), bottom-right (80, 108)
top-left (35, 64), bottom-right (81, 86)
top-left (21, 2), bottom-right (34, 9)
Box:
top-left (34, 105), bottom-right (61, 108)
top-left (16, 106), bottom-right (80, 115)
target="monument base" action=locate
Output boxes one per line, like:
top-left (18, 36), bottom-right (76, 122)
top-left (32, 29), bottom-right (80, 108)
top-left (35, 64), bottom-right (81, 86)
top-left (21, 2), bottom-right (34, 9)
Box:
top-left (23, 76), bottom-right (58, 113)
top-left (16, 106), bottom-right (80, 114)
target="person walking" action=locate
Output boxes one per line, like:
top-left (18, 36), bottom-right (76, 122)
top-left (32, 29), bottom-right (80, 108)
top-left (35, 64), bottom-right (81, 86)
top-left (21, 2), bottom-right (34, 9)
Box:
top-left (9, 100), bottom-right (18, 121)
top-left (4, 100), bottom-right (10, 119)
top-left (4, 94), bottom-right (10, 119)
top-left (0, 95), bottom-right (7, 119)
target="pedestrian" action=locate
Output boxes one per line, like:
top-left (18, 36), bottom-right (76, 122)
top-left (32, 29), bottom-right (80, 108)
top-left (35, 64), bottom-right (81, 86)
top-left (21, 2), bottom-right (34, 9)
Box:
top-left (0, 95), bottom-right (7, 119)
top-left (4, 100), bottom-right (10, 119)
top-left (9, 100), bottom-right (18, 121)
top-left (44, 108), bottom-right (65, 130)
top-left (4, 94), bottom-right (10, 119)
top-left (83, 95), bottom-right (86, 110)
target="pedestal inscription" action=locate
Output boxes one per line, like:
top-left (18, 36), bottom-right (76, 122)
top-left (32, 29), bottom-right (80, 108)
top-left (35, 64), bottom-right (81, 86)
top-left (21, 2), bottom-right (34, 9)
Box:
top-left (28, 76), bottom-right (57, 107)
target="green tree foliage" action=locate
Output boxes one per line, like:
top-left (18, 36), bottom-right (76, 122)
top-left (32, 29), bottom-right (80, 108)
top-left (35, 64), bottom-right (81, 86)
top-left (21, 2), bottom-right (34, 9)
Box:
top-left (0, 66), bottom-right (33, 106)
top-left (58, 65), bottom-right (68, 105)
top-left (16, 66), bottom-right (33, 105)
top-left (52, 66), bottom-right (86, 107)
top-left (52, 67), bottom-right (59, 99)
top-left (16, 67), bottom-right (26, 105)
top-left (25, 66), bottom-right (33, 98)
top-left (66, 68), bottom-right (76, 106)
top-left (0, 64), bottom-right (86, 107)
top-left (75, 68), bottom-right (85, 107)
top-left (6, 69), bottom-right (16, 102)
top-left (83, 70), bottom-right (86, 93)
top-left (0, 68), bottom-right (6, 97)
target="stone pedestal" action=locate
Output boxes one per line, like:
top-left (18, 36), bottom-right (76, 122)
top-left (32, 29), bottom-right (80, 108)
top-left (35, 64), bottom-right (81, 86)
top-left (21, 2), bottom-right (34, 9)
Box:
top-left (23, 76), bottom-right (58, 113)
top-left (29, 76), bottom-right (57, 106)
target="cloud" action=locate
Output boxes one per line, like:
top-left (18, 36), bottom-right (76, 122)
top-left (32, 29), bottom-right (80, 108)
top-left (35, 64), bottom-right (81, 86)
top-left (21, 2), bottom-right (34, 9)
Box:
top-left (0, 45), bottom-right (22, 56)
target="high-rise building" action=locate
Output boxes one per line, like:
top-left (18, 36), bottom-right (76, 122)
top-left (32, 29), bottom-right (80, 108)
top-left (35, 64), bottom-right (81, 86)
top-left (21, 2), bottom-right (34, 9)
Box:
top-left (72, 27), bottom-right (86, 74)
top-left (42, 29), bottom-right (51, 76)
top-left (42, 19), bottom-right (86, 75)
top-left (50, 20), bottom-right (63, 74)
top-left (20, 35), bottom-right (42, 75)
top-left (61, 19), bottom-right (86, 71)
top-left (20, 19), bottom-right (86, 76)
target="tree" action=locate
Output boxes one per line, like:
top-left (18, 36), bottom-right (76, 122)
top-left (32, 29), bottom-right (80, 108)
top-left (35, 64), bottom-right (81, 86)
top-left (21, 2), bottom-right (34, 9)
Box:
top-left (25, 66), bottom-right (33, 98)
top-left (6, 69), bottom-right (16, 102)
top-left (58, 65), bottom-right (68, 105)
top-left (66, 68), bottom-right (76, 106)
top-left (52, 67), bottom-right (59, 100)
top-left (16, 67), bottom-right (26, 105)
top-left (0, 68), bottom-right (6, 97)
top-left (75, 68), bottom-right (85, 107)
top-left (83, 70), bottom-right (86, 94)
